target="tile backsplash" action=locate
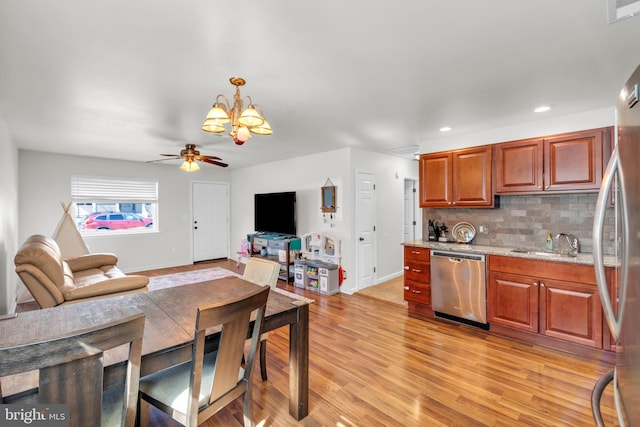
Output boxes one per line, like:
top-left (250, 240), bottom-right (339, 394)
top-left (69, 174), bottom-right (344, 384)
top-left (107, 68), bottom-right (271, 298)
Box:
top-left (422, 193), bottom-right (616, 255)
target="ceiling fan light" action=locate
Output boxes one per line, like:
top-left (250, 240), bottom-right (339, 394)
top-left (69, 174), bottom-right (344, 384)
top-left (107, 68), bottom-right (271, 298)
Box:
top-left (205, 105), bottom-right (230, 123)
top-left (201, 118), bottom-right (226, 133)
top-left (249, 119), bottom-right (272, 135)
top-left (180, 160), bottom-right (200, 172)
top-left (238, 107), bottom-right (264, 127)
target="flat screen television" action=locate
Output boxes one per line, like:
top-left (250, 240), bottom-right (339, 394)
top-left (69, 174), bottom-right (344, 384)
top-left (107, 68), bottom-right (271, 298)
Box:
top-left (254, 191), bottom-right (297, 236)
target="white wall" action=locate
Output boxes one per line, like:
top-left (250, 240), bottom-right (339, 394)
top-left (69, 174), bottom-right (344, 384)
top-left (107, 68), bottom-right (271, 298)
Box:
top-left (350, 148), bottom-right (419, 286)
top-left (230, 148), bottom-right (354, 289)
top-left (230, 147), bottom-right (418, 294)
top-left (17, 147), bottom-right (417, 300)
top-left (18, 150), bottom-right (231, 273)
top-left (0, 117), bottom-right (19, 314)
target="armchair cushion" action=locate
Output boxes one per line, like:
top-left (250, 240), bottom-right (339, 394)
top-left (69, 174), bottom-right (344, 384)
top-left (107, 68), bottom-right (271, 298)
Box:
top-left (15, 234), bottom-right (149, 308)
top-left (66, 253), bottom-right (119, 272)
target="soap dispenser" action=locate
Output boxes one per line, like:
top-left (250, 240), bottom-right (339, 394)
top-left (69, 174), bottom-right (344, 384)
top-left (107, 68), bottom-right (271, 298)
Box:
top-left (545, 233), bottom-right (553, 251)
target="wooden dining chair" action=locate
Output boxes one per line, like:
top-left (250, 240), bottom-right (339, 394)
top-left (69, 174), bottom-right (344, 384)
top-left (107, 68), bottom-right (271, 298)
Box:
top-left (0, 312), bottom-right (145, 427)
top-left (243, 257), bottom-right (280, 381)
top-left (137, 284), bottom-right (270, 427)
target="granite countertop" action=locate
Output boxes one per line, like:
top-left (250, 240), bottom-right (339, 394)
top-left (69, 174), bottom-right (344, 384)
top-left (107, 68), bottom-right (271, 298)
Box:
top-left (403, 240), bottom-right (618, 267)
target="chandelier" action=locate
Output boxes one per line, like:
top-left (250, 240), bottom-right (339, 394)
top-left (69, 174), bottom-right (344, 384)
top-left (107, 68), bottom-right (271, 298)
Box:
top-left (201, 77), bottom-right (272, 145)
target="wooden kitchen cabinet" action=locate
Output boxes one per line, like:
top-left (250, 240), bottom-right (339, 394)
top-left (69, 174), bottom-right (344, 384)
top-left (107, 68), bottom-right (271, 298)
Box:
top-left (488, 255), bottom-right (603, 349)
top-left (403, 246), bottom-right (432, 318)
top-left (494, 127), bottom-right (611, 194)
top-left (419, 145), bottom-right (493, 208)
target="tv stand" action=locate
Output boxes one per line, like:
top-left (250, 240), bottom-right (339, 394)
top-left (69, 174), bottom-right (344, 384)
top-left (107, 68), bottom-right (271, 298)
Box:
top-left (248, 233), bottom-right (301, 284)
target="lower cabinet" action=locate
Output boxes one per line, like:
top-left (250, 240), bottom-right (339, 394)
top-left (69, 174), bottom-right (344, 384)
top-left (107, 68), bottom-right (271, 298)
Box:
top-left (403, 246), bottom-right (432, 318)
top-left (488, 255), bottom-right (604, 349)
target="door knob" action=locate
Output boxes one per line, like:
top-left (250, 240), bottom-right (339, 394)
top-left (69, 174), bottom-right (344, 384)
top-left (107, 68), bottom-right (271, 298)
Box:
top-left (359, 237), bottom-right (364, 241)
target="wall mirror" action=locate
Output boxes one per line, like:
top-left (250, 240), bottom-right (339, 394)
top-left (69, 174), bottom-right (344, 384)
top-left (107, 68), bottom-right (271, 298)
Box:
top-left (321, 186), bottom-right (336, 213)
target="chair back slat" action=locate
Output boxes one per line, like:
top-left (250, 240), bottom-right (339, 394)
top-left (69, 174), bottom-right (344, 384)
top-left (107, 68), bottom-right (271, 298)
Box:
top-left (192, 285), bottom-right (269, 416)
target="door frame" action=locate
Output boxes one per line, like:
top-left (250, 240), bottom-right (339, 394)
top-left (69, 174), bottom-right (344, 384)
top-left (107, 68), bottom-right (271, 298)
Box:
top-left (404, 177), bottom-right (422, 242)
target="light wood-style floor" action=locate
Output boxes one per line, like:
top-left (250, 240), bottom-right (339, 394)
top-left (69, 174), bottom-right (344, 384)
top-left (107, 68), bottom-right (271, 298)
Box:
top-left (131, 259), bottom-right (619, 426)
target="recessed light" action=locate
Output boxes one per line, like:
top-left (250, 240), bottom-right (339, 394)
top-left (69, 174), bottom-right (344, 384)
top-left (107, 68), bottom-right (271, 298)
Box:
top-left (534, 106), bottom-right (551, 113)
top-left (440, 126), bottom-right (452, 132)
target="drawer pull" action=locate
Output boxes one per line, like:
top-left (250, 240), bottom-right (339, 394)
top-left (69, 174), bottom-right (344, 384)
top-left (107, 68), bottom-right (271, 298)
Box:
top-left (411, 250), bottom-right (421, 255)
top-left (412, 289), bottom-right (422, 294)
top-left (411, 269), bottom-right (422, 273)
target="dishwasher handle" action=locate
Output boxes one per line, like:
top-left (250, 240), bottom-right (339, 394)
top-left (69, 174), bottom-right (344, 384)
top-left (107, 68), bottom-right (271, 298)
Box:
top-left (431, 250), bottom-right (485, 262)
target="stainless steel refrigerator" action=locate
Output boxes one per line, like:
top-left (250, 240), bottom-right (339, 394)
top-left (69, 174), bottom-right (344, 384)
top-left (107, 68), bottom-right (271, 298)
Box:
top-left (592, 63), bottom-right (640, 426)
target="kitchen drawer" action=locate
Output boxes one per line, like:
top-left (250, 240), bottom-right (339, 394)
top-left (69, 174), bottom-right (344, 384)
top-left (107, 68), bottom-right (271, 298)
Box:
top-left (404, 280), bottom-right (431, 304)
top-left (404, 261), bottom-right (430, 283)
top-left (404, 246), bottom-right (430, 262)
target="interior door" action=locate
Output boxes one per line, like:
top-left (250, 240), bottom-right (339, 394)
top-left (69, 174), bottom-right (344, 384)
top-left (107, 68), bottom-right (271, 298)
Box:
top-left (192, 181), bottom-right (229, 262)
top-left (357, 170), bottom-right (375, 290)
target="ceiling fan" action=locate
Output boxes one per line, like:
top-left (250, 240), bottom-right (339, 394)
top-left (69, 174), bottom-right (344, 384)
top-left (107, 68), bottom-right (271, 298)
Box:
top-left (147, 144), bottom-right (228, 169)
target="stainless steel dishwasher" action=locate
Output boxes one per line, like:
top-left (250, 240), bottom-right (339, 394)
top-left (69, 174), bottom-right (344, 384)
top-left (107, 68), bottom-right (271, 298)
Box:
top-left (430, 250), bottom-right (487, 327)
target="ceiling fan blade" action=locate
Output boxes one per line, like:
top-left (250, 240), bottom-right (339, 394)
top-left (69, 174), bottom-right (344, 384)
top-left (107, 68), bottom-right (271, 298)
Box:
top-left (200, 157), bottom-right (229, 167)
top-left (146, 156), bottom-right (181, 163)
top-left (160, 153), bottom-right (180, 157)
top-left (195, 154), bottom-right (222, 161)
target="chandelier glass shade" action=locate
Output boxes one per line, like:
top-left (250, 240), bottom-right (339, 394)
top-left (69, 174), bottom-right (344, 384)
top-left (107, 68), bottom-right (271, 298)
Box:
top-left (202, 77), bottom-right (272, 145)
top-left (180, 159), bottom-right (200, 172)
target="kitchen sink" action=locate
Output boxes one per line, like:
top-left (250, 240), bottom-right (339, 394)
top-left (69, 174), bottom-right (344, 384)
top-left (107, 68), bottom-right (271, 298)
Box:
top-left (511, 248), bottom-right (578, 258)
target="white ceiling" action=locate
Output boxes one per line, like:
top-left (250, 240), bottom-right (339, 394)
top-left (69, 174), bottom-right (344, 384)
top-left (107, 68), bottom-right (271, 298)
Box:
top-left (1, 1), bottom-right (640, 169)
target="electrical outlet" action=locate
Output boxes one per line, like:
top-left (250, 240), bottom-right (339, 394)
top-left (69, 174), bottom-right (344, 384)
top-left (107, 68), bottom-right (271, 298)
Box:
top-left (479, 225), bottom-right (489, 234)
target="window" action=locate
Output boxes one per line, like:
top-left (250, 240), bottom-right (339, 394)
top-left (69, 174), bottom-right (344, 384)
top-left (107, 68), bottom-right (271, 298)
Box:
top-left (607, 0), bottom-right (640, 23)
top-left (71, 175), bottom-right (158, 234)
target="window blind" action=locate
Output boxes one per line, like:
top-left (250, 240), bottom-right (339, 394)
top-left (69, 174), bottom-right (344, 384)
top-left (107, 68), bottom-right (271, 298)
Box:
top-left (71, 176), bottom-right (158, 203)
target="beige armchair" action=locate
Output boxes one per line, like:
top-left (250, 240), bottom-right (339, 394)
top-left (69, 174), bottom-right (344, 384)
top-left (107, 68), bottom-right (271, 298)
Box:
top-left (14, 234), bottom-right (149, 309)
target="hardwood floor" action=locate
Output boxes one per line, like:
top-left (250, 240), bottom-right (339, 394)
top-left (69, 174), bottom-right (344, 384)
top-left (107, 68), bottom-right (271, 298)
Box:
top-left (131, 259), bottom-right (619, 426)
top-left (355, 275), bottom-right (406, 307)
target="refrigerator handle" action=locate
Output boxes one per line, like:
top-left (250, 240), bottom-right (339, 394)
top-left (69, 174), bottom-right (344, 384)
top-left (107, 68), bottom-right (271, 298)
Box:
top-left (593, 145), bottom-right (623, 341)
top-left (591, 368), bottom-right (615, 427)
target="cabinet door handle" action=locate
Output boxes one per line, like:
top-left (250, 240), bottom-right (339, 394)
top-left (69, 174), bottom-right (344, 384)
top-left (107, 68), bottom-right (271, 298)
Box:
top-left (533, 281), bottom-right (539, 287)
top-left (540, 282), bottom-right (545, 288)
top-left (404, 286), bottom-right (410, 291)
top-left (404, 266), bottom-right (409, 270)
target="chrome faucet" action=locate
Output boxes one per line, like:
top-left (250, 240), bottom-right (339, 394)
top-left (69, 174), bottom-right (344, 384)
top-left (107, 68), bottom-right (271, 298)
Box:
top-left (556, 233), bottom-right (580, 255)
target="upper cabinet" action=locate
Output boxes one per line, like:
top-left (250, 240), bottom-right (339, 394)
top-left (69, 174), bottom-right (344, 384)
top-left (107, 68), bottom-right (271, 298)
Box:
top-left (419, 145), bottom-right (493, 208)
top-left (494, 127), bottom-right (612, 194)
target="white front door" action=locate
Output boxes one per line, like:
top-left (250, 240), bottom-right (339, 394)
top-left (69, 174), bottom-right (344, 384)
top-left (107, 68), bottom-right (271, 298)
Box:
top-left (356, 170), bottom-right (376, 290)
top-left (192, 181), bottom-right (229, 262)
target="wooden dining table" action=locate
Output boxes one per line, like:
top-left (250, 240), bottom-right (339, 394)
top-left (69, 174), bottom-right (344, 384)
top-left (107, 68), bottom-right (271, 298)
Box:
top-left (0, 276), bottom-right (312, 421)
